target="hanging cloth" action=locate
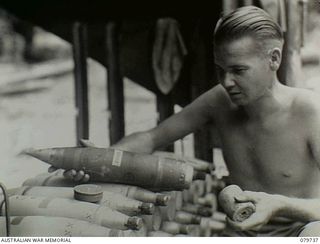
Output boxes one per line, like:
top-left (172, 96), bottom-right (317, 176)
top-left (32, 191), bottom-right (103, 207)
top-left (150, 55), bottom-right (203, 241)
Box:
top-left (152, 18), bottom-right (188, 94)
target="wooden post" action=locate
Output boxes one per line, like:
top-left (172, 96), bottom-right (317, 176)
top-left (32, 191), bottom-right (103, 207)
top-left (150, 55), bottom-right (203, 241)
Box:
top-left (105, 22), bottom-right (125, 145)
top-left (300, 0), bottom-right (308, 47)
top-left (189, 20), bottom-right (214, 162)
top-left (222, 0), bottom-right (238, 15)
top-left (278, 0), bottom-right (304, 87)
top-left (156, 93), bottom-right (174, 152)
top-left (242, 0), bottom-right (253, 6)
top-left (72, 22), bottom-right (89, 145)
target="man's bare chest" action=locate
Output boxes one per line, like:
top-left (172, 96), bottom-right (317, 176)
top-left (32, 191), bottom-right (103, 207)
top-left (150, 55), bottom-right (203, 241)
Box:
top-left (215, 118), bottom-right (318, 194)
top-left (220, 125), bottom-right (308, 168)
top-left (217, 110), bottom-right (309, 160)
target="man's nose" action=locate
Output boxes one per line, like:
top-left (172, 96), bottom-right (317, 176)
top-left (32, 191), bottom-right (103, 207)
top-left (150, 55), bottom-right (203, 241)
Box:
top-left (221, 73), bottom-right (236, 88)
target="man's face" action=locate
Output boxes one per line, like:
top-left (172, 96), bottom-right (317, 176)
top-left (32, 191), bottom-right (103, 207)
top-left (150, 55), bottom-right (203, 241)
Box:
top-left (214, 36), bottom-right (274, 106)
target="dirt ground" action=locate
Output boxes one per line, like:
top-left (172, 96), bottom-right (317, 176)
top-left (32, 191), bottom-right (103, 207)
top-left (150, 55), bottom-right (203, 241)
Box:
top-left (1, 16), bottom-right (320, 189)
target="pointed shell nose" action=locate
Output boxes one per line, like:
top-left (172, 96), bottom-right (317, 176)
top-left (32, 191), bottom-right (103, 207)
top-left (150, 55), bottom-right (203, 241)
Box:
top-left (23, 148), bottom-right (62, 167)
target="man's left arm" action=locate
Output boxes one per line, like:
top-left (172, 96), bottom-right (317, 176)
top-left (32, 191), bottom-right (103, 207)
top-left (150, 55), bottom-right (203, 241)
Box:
top-left (226, 191), bottom-right (320, 231)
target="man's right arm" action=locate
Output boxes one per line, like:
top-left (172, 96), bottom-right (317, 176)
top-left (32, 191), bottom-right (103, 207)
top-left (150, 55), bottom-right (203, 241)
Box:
top-left (59, 85), bottom-right (225, 181)
top-left (111, 85), bottom-right (225, 154)
top-left (110, 130), bottom-right (155, 154)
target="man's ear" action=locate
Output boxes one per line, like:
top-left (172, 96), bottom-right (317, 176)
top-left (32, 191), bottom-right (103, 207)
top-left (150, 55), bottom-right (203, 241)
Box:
top-left (268, 48), bottom-right (282, 71)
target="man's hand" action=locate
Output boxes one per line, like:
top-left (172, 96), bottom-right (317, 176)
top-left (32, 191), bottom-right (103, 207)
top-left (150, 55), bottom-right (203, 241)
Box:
top-left (227, 191), bottom-right (283, 231)
top-left (47, 139), bottom-right (95, 183)
top-left (48, 165), bottom-right (90, 183)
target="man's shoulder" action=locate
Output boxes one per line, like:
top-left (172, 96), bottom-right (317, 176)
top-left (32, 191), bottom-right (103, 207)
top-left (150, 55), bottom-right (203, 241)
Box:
top-left (201, 84), bottom-right (233, 109)
top-left (292, 88), bottom-right (320, 151)
top-left (291, 87), bottom-right (320, 118)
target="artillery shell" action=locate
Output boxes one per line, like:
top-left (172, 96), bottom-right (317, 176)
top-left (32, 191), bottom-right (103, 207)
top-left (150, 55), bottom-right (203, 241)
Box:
top-left (1, 195), bottom-right (142, 230)
top-left (98, 183), bottom-right (170, 206)
top-left (24, 147), bottom-right (194, 191)
top-left (123, 224), bottom-right (148, 237)
top-left (212, 211), bottom-right (226, 222)
top-left (9, 185), bottom-right (155, 216)
top-left (140, 207), bottom-right (162, 231)
top-left (200, 218), bottom-right (226, 232)
top-left (161, 221), bottom-right (190, 235)
top-left (174, 211), bottom-right (201, 225)
top-left (158, 192), bottom-right (180, 221)
top-left (152, 151), bottom-right (214, 173)
top-left (196, 193), bottom-right (218, 210)
top-left (0, 216), bottom-right (125, 237)
top-left (181, 203), bottom-right (212, 217)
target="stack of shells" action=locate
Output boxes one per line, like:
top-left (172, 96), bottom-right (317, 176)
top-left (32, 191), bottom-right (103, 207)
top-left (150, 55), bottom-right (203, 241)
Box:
top-left (0, 149), bottom-right (227, 237)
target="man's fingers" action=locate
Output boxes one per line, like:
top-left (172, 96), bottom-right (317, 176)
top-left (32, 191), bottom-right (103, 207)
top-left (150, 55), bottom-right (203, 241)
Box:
top-left (226, 214), bottom-right (265, 231)
top-left (234, 194), bottom-right (251, 203)
top-left (82, 174), bottom-right (90, 183)
top-left (63, 169), bottom-right (90, 183)
top-left (234, 191), bottom-right (256, 203)
top-left (63, 169), bottom-right (77, 179)
top-left (48, 166), bottom-right (58, 173)
top-left (79, 139), bottom-right (96, 148)
top-left (226, 217), bottom-right (242, 230)
top-left (73, 170), bottom-right (85, 182)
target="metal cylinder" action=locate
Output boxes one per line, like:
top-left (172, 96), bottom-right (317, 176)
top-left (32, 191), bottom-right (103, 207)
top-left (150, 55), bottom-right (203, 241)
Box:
top-left (11, 185), bottom-right (154, 216)
top-left (200, 218), bottom-right (226, 233)
top-left (196, 193), bottom-right (218, 211)
top-left (23, 174), bottom-right (170, 206)
top-left (140, 207), bottom-right (162, 231)
top-left (98, 183), bottom-right (170, 206)
top-left (218, 185), bottom-right (255, 222)
top-left (181, 203), bottom-right (212, 217)
top-left (161, 221), bottom-right (191, 235)
top-left (174, 211), bottom-right (201, 225)
top-left (152, 151), bottom-right (214, 173)
top-left (25, 147), bottom-right (194, 190)
top-left (182, 180), bottom-right (206, 204)
top-left (122, 224), bottom-right (148, 237)
top-left (1, 195), bottom-right (142, 230)
top-left (212, 211), bottom-right (226, 223)
top-left (0, 216), bottom-right (125, 237)
top-left (158, 191), bottom-right (180, 221)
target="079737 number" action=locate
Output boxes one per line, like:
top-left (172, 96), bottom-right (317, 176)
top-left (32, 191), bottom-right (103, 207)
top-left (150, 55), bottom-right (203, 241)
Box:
top-left (300, 238), bottom-right (319, 243)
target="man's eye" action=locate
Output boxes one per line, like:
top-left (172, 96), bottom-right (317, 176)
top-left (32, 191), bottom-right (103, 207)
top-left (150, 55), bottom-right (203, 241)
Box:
top-left (233, 68), bottom-right (246, 75)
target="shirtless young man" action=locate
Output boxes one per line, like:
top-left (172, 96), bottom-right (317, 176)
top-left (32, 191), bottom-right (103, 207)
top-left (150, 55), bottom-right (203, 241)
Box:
top-left (62, 6), bottom-right (320, 236)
